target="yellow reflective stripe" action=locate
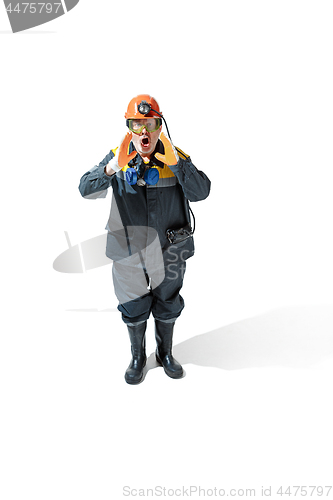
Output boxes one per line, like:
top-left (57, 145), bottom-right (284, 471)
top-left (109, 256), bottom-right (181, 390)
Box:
top-left (175, 146), bottom-right (189, 160)
top-left (157, 164), bottom-right (175, 178)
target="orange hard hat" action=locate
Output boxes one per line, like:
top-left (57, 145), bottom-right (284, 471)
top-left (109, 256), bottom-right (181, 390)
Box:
top-left (124, 94), bottom-right (162, 119)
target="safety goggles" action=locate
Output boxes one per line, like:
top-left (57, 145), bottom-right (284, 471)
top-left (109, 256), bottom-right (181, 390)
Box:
top-left (126, 118), bottom-right (161, 134)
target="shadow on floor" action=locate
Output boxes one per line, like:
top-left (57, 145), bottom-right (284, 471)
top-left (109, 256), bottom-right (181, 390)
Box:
top-left (69, 304), bottom-right (333, 373)
top-left (172, 305), bottom-right (333, 370)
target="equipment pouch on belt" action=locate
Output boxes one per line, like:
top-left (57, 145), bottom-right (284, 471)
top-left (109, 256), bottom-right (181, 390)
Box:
top-left (166, 223), bottom-right (193, 244)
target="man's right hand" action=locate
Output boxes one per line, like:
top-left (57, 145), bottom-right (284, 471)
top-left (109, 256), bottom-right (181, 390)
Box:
top-left (105, 133), bottom-right (138, 176)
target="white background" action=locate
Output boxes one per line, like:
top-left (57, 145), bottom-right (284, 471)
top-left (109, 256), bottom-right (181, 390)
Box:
top-left (1, 1), bottom-right (333, 499)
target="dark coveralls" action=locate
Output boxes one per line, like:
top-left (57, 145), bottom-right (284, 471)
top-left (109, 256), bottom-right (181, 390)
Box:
top-left (79, 139), bottom-right (211, 324)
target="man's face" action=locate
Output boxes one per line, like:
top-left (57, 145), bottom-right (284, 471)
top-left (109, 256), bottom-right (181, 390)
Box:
top-left (129, 118), bottom-right (162, 158)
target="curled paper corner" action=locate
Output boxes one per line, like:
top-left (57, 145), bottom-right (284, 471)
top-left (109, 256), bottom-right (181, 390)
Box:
top-left (53, 231), bottom-right (110, 274)
top-left (3, 0), bottom-right (81, 34)
top-left (53, 228), bottom-right (166, 294)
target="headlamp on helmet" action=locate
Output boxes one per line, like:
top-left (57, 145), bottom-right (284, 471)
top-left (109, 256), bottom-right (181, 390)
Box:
top-left (137, 100), bottom-right (152, 115)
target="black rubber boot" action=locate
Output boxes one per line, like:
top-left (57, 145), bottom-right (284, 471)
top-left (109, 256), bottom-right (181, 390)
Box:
top-left (155, 320), bottom-right (183, 379)
top-left (125, 321), bottom-right (147, 385)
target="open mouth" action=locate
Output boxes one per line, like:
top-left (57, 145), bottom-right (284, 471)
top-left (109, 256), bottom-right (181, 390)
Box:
top-left (141, 136), bottom-right (150, 148)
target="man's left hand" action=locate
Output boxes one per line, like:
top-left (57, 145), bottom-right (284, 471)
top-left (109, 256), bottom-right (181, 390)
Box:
top-left (155, 132), bottom-right (179, 166)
